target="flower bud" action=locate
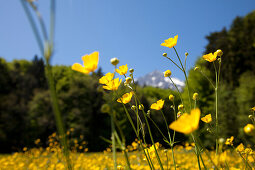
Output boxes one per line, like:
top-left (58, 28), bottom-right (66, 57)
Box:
top-left (248, 115), bottom-right (253, 119)
top-left (215, 49), bottom-right (223, 57)
top-left (147, 110), bottom-right (151, 117)
top-left (177, 112), bottom-right (181, 118)
top-left (110, 58), bottom-right (119, 66)
top-left (219, 138), bottom-right (225, 144)
top-left (139, 104), bottom-right (144, 110)
top-left (193, 93), bottom-right (199, 100)
top-left (178, 104), bottom-right (184, 111)
top-left (125, 77), bottom-right (132, 84)
top-left (131, 105), bottom-right (136, 111)
top-left (194, 67), bottom-right (199, 71)
top-left (244, 124), bottom-right (255, 136)
top-left (169, 94), bottom-right (174, 101)
top-left (164, 70), bottom-right (171, 77)
top-left (101, 104), bottom-right (111, 113)
top-left (162, 53), bottom-right (167, 57)
top-left (129, 68), bottom-right (134, 73)
top-left (185, 52), bottom-right (189, 57)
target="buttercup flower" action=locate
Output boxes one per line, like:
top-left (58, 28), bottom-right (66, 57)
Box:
top-left (117, 92), bottom-right (134, 104)
top-left (236, 143), bottom-right (244, 152)
top-left (252, 107), bottom-right (255, 111)
top-left (169, 94), bottom-right (174, 101)
top-left (203, 53), bottom-right (217, 62)
top-left (99, 72), bottom-right (114, 84)
top-left (150, 99), bottom-right (164, 110)
top-left (103, 78), bottom-right (122, 91)
top-left (201, 114), bottom-right (212, 123)
top-left (115, 64), bottom-right (128, 75)
top-left (144, 142), bottom-right (160, 159)
top-left (225, 136), bottom-right (234, 145)
top-left (169, 108), bottom-right (201, 134)
top-left (161, 35), bottom-right (178, 48)
top-left (164, 70), bottom-right (172, 77)
top-left (72, 51), bottom-right (99, 74)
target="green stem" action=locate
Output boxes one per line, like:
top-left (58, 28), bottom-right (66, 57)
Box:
top-left (45, 62), bottom-right (72, 169)
top-left (111, 113), bottom-right (117, 170)
top-left (213, 62), bottom-right (219, 155)
top-left (20, 0), bottom-right (44, 55)
top-left (160, 110), bottom-right (176, 170)
top-left (198, 70), bottom-right (215, 88)
top-left (134, 94), bottom-right (164, 170)
top-left (169, 77), bottom-right (184, 108)
top-left (122, 103), bottom-right (154, 170)
top-left (191, 133), bottom-right (202, 170)
top-left (163, 55), bottom-right (183, 71)
top-left (123, 149), bottom-right (131, 170)
top-left (173, 47), bottom-right (192, 111)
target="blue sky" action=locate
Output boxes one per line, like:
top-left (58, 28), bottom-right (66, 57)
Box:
top-left (1, 0), bottom-right (254, 80)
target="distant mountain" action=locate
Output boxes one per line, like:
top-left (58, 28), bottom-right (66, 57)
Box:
top-left (136, 70), bottom-right (185, 90)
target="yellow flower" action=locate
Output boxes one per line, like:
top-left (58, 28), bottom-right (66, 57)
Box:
top-left (169, 108), bottom-right (201, 134)
top-left (252, 107), bottom-right (255, 111)
top-left (144, 142), bottom-right (160, 159)
top-left (115, 64), bottom-right (128, 75)
top-left (117, 92), bottom-right (134, 104)
top-left (103, 78), bottom-right (122, 91)
top-left (161, 35), bottom-right (178, 48)
top-left (150, 99), bottom-right (164, 110)
top-left (72, 51), bottom-right (99, 74)
top-left (164, 70), bottom-right (172, 77)
top-left (236, 143), bottom-right (244, 152)
top-left (201, 114), bottom-right (212, 123)
top-left (225, 136), bottom-right (234, 145)
top-left (202, 53), bottom-right (217, 62)
top-left (244, 124), bottom-right (255, 135)
top-left (169, 94), bottom-right (174, 101)
top-left (99, 72), bottom-right (114, 84)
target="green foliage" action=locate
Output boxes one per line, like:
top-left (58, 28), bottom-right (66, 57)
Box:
top-left (184, 10), bottom-right (255, 148)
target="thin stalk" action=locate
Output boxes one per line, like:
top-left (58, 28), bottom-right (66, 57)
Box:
top-left (111, 113), bottom-right (117, 170)
top-left (198, 70), bottom-right (215, 88)
top-left (122, 103), bottom-right (154, 170)
top-left (173, 47), bottom-right (192, 111)
top-left (20, 0), bottom-right (44, 55)
top-left (213, 62), bottom-right (219, 155)
top-left (113, 131), bottom-right (131, 170)
top-left (45, 62), bottom-right (72, 169)
top-left (147, 116), bottom-right (168, 142)
top-left (168, 77), bottom-right (185, 112)
top-left (50, 0), bottom-right (55, 46)
top-left (160, 110), bottom-right (177, 170)
top-left (191, 133), bottom-right (202, 170)
top-left (134, 94), bottom-right (164, 170)
top-left (163, 55), bottom-right (183, 71)
top-left (28, 2), bottom-right (48, 41)
top-left (123, 149), bottom-right (131, 170)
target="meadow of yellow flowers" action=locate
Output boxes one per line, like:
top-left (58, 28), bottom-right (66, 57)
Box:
top-left (5, 1), bottom-right (255, 169)
top-left (1, 34), bottom-right (254, 170)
